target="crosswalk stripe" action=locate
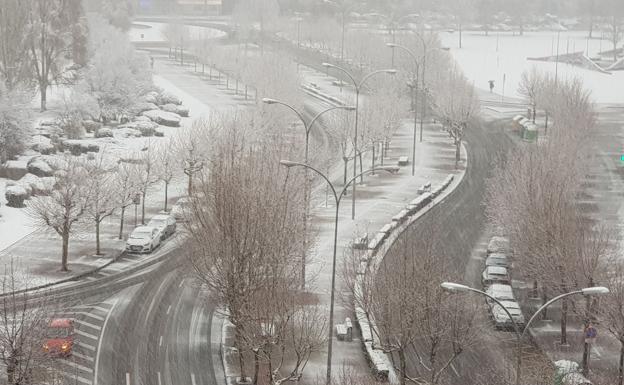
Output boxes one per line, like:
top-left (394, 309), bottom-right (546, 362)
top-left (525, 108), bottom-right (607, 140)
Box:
top-left (76, 329), bottom-right (98, 341)
top-left (59, 358), bottom-right (94, 373)
top-left (72, 351), bottom-right (94, 362)
top-left (56, 311), bottom-right (105, 322)
top-left (74, 319), bottom-right (102, 331)
top-left (58, 371), bottom-right (92, 385)
top-left (77, 341), bottom-right (96, 351)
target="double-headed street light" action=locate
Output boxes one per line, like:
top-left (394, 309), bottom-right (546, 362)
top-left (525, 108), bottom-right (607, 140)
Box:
top-left (280, 160), bottom-right (399, 385)
top-left (263, 98), bottom-right (355, 290)
top-left (321, 63), bottom-right (397, 220)
top-left (441, 282), bottom-right (609, 385)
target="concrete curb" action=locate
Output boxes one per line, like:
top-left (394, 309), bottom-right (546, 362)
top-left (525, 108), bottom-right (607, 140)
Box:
top-left (210, 308), bottom-right (228, 385)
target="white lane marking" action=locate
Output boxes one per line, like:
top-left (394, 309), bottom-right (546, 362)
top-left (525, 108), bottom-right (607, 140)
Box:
top-left (166, 305), bottom-right (172, 315)
top-left (72, 350), bottom-right (95, 362)
top-left (159, 335), bottom-right (163, 347)
top-left (158, 372), bottom-right (162, 385)
top-left (65, 311), bottom-right (105, 322)
top-left (77, 341), bottom-right (96, 351)
top-left (93, 299), bottom-right (119, 385)
top-left (58, 358), bottom-right (94, 373)
top-left (74, 318), bottom-right (102, 330)
top-left (73, 305), bottom-right (111, 313)
top-left (126, 372), bottom-right (131, 385)
top-left (191, 373), bottom-right (197, 385)
top-left (178, 279), bottom-right (185, 288)
top-left (85, 275), bottom-right (98, 281)
top-left (57, 371), bottom-right (92, 385)
top-left (76, 329), bottom-right (98, 341)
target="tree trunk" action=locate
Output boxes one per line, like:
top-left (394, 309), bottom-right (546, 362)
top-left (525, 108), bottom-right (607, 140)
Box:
top-left (398, 348), bottom-right (407, 385)
top-left (532, 103), bottom-right (536, 123)
top-left (619, 340), bottom-right (624, 385)
top-left (164, 181), bottom-right (169, 212)
top-left (253, 349), bottom-right (260, 385)
top-left (560, 297), bottom-right (568, 345)
top-left (371, 143), bottom-right (375, 175)
top-left (542, 292), bottom-right (549, 320)
top-left (95, 219), bottom-right (101, 255)
top-left (61, 231), bottom-right (70, 272)
top-left (359, 152), bottom-right (363, 183)
top-left (141, 190), bottom-right (147, 225)
top-left (343, 158), bottom-right (348, 185)
top-left (458, 22), bottom-right (462, 49)
top-left (40, 80), bottom-right (47, 112)
top-left (455, 139), bottom-right (461, 168)
top-left (119, 206), bottom-right (126, 240)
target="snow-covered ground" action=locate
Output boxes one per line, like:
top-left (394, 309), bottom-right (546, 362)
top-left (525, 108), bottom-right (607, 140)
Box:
top-left (129, 22), bottom-right (226, 44)
top-left (438, 30), bottom-right (624, 104)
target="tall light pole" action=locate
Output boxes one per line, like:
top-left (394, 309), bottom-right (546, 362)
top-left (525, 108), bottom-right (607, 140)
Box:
top-left (441, 282), bottom-right (609, 385)
top-left (263, 99), bottom-right (355, 289)
top-left (281, 160), bottom-right (399, 385)
top-left (386, 43), bottom-right (420, 176)
top-left (321, 63), bottom-right (397, 220)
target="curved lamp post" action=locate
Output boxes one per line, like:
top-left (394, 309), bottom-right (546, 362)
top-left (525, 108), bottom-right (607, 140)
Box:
top-left (386, 43), bottom-right (420, 177)
top-left (263, 98), bottom-right (355, 289)
top-left (281, 160), bottom-right (399, 385)
top-left (320, 63), bottom-right (397, 220)
top-left (441, 282), bottom-right (609, 385)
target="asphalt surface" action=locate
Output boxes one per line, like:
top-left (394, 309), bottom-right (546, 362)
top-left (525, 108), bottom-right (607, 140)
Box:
top-left (381, 115), bottom-right (518, 384)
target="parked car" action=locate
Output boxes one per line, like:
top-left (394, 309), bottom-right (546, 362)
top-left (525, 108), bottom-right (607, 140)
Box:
top-left (490, 300), bottom-right (525, 331)
top-left (487, 236), bottom-right (511, 255)
top-left (485, 284), bottom-right (515, 306)
top-left (482, 266), bottom-right (510, 287)
top-left (554, 360), bottom-right (592, 385)
top-left (43, 318), bottom-right (75, 357)
top-left (126, 226), bottom-right (161, 253)
top-left (171, 197), bottom-right (190, 221)
top-left (486, 253), bottom-right (510, 268)
top-left (148, 214), bottom-right (177, 240)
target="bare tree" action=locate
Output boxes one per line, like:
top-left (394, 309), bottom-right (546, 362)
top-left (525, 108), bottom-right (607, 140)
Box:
top-left (25, 0), bottom-right (84, 111)
top-left (83, 152), bottom-right (117, 255)
top-left (518, 67), bottom-right (544, 124)
top-left (155, 143), bottom-right (176, 212)
top-left (134, 143), bottom-right (159, 225)
top-left (599, 257), bottom-right (624, 385)
top-left (0, 1), bottom-right (30, 90)
top-left (113, 160), bottom-right (139, 239)
top-left (0, 262), bottom-right (56, 384)
top-left (430, 65), bottom-right (479, 167)
top-left (27, 155), bottom-right (90, 271)
top-left (187, 112), bottom-right (308, 383)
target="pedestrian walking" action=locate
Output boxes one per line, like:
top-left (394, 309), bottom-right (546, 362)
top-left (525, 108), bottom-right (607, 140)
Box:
top-left (488, 80), bottom-right (495, 93)
top-left (150, 56), bottom-right (155, 70)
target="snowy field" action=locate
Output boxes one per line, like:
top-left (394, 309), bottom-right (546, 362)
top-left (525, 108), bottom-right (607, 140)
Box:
top-left (129, 22), bottom-right (226, 43)
top-left (438, 30), bottom-right (624, 104)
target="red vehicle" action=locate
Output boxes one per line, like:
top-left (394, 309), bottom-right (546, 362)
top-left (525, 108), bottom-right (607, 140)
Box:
top-left (43, 319), bottom-right (75, 357)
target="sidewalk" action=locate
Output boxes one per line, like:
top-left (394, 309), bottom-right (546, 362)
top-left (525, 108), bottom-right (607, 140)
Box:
top-left (293, 67), bottom-right (467, 382)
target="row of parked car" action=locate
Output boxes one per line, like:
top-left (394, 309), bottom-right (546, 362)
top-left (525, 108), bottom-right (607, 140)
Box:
top-left (125, 196), bottom-right (189, 254)
top-left (480, 236), bottom-right (526, 331)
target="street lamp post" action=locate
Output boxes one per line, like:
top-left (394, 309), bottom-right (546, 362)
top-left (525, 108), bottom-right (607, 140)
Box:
top-left (321, 63), bottom-right (397, 220)
top-left (281, 160), bottom-right (399, 385)
top-left (263, 98), bottom-right (355, 289)
top-left (441, 282), bottom-right (609, 385)
top-left (386, 43), bottom-right (420, 176)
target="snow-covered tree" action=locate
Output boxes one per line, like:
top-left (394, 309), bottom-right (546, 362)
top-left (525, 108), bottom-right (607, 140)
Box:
top-left (0, 85), bottom-right (29, 164)
top-left (83, 153), bottom-right (117, 255)
top-left (80, 18), bottom-right (152, 123)
top-left (24, 0), bottom-right (86, 111)
top-left (113, 161), bottom-right (139, 240)
top-left (27, 155), bottom-right (90, 271)
top-left (101, 0), bottom-right (133, 31)
top-left (0, 1), bottom-right (31, 90)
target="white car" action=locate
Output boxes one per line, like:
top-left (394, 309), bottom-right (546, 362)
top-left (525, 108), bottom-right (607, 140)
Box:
top-left (482, 266), bottom-right (510, 287)
top-left (485, 284), bottom-right (515, 306)
top-left (148, 214), bottom-right (177, 240)
top-left (485, 253), bottom-right (509, 268)
top-left (126, 226), bottom-right (161, 254)
top-left (490, 300), bottom-right (525, 330)
top-left (171, 197), bottom-right (190, 221)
